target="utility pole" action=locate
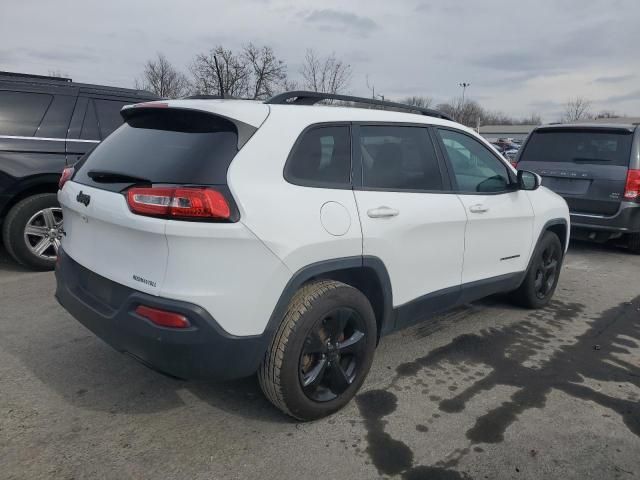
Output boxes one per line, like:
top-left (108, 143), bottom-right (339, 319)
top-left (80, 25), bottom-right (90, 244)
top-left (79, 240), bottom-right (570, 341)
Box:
top-left (458, 82), bottom-right (471, 103)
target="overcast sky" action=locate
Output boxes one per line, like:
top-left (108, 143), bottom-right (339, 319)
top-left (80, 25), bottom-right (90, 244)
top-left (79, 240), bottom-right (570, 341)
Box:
top-left (2, 0), bottom-right (639, 121)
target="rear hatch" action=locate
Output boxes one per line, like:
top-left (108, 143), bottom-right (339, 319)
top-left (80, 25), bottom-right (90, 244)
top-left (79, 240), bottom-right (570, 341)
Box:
top-left (59, 104), bottom-right (264, 294)
top-left (517, 127), bottom-right (634, 216)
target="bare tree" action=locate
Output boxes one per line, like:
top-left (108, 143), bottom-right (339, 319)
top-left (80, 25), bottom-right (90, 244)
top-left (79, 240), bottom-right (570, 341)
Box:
top-left (190, 47), bottom-right (250, 98)
top-left (301, 49), bottom-right (351, 95)
top-left (135, 53), bottom-right (189, 98)
top-left (242, 43), bottom-right (287, 99)
top-left (190, 44), bottom-right (288, 99)
top-left (400, 96), bottom-right (434, 109)
top-left (563, 97), bottom-right (593, 122)
top-left (437, 97), bottom-right (484, 127)
top-left (48, 69), bottom-right (70, 79)
top-left (595, 110), bottom-right (619, 119)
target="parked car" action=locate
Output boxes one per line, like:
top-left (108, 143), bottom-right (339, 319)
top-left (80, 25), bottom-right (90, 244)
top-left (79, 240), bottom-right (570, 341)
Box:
top-left (516, 123), bottom-right (640, 252)
top-left (0, 71), bottom-right (158, 269)
top-left (55, 91), bottom-right (569, 420)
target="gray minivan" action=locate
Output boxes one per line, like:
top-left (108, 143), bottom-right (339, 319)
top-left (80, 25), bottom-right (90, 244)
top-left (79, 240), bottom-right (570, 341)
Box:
top-left (517, 123), bottom-right (640, 253)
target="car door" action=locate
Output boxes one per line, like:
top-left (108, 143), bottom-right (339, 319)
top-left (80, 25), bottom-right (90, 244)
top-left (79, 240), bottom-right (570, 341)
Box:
top-left (435, 128), bottom-right (534, 285)
top-left (353, 124), bottom-right (468, 327)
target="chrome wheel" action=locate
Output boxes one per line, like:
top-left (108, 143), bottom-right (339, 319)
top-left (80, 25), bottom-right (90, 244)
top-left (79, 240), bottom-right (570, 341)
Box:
top-left (299, 307), bottom-right (367, 402)
top-left (23, 207), bottom-right (63, 260)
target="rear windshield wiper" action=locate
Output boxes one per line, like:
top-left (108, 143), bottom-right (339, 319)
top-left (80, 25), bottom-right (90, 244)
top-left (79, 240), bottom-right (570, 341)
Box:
top-left (87, 170), bottom-right (151, 184)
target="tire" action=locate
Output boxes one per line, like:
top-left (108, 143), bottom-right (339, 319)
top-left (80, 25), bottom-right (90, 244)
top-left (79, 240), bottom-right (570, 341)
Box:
top-left (2, 193), bottom-right (62, 271)
top-left (628, 233), bottom-right (640, 254)
top-left (258, 280), bottom-right (377, 421)
top-left (512, 231), bottom-right (563, 309)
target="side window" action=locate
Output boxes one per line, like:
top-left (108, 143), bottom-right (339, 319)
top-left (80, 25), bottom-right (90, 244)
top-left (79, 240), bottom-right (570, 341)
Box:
top-left (94, 99), bottom-right (128, 139)
top-left (0, 91), bottom-right (53, 136)
top-left (285, 125), bottom-right (351, 187)
top-left (437, 129), bottom-right (511, 193)
top-left (360, 125), bottom-right (443, 191)
top-left (80, 100), bottom-right (100, 140)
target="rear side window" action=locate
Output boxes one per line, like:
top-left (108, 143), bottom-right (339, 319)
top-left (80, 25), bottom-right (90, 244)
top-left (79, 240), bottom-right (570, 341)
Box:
top-left (80, 100), bottom-right (100, 140)
top-left (74, 109), bottom-right (239, 190)
top-left (519, 129), bottom-right (633, 167)
top-left (360, 125), bottom-right (443, 191)
top-left (94, 99), bottom-right (129, 139)
top-left (285, 125), bottom-right (351, 188)
top-left (0, 91), bottom-right (53, 136)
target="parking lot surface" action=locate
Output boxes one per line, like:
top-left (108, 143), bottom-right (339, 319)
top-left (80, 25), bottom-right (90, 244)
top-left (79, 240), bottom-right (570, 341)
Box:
top-left (1, 242), bottom-right (639, 480)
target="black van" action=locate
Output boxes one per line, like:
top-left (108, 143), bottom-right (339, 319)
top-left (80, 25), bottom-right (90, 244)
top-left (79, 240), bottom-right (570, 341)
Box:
top-left (0, 71), bottom-right (158, 270)
top-left (517, 123), bottom-right (640, 252)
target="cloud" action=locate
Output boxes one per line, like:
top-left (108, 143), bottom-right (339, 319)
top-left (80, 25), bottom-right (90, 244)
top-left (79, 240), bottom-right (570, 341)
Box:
top-left (302, 9), bottom-right (379, 37)
top-left (594, 74), bottom-right (636, 84)
top-left (603, 90), bottom-right (640, 104)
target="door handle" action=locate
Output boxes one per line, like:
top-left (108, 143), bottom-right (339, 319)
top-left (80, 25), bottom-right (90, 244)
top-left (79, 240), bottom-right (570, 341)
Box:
top-left (367, 206), bottom-right (399, 218)
top-left (469, 204), bottom-right (489, 213)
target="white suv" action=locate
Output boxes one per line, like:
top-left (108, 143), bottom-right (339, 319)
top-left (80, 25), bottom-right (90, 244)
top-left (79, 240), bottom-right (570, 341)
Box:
top-left (55, 92), bottom-right (569, 420)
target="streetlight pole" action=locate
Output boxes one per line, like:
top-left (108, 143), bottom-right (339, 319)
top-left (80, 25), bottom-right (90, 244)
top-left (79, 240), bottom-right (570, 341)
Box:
top-left (458, 82), bottom-right (471, 103)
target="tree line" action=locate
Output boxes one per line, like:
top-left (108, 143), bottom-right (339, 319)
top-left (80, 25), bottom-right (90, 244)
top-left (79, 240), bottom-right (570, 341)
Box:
top-left (134, 46), bottom-right (618, 127)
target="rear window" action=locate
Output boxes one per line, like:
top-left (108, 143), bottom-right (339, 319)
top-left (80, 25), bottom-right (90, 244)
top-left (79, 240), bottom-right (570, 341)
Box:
top-left (74, 109), bottom-right (239, 189)
top-left (0, 91), bottom-right (53, 136)
top-left (520, 129), bottom-right (633, 166)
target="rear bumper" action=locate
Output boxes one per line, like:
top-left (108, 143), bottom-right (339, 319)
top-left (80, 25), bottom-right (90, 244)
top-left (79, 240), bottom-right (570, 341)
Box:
top-left (570, 202), bottom-right (640, 234)
top-left (54, 248), bottom-right (270, 380)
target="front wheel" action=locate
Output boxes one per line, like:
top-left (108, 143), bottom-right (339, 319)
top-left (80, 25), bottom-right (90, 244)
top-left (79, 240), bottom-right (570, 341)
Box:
top-left (258, 280), bottom-right (377, 421)
top-left (512, 231), bottom-right (563, 309)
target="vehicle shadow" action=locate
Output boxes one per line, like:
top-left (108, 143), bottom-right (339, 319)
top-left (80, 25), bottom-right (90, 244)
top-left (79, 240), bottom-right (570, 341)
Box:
top-left (0, 244), bottom-right (33, 274)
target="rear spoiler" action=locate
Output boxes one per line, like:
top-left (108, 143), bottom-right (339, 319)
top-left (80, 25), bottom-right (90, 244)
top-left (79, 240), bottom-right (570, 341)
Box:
top-left (120, 102), bottom-right (260, 149)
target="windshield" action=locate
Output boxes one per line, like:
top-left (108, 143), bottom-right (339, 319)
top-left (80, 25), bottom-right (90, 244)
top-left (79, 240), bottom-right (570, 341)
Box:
top-left (519, 129), bottom-right (633, 166)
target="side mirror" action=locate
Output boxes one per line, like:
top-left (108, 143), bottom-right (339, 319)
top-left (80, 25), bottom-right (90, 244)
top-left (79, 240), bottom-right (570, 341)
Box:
top-left (517, 170), bottom-right (541, 191)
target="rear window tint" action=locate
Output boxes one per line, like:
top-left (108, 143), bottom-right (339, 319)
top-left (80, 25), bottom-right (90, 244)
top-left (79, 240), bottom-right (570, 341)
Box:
top-left (74, 109), bottom-right (239, 189)
top-left (0, 91), bottom-right (53, 136)
top-left (520, 129), bottom-right (633, 166)
top-left (285, 125), bottom-right (351, 187)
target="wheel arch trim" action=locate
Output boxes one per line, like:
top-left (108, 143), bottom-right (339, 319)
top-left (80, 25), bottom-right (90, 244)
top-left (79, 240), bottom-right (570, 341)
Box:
top-left (263, 256), bottom-right (394, 344)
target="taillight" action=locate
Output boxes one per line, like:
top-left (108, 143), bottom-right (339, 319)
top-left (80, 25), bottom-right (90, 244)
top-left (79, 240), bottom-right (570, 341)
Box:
top-left (126, 187), bottom-right (232, 220)
top-left (135, 305), bottom-right (190, 329)
top-left (59, 166), bottom-right (74, 189)
top-left (624, 169), bottom-right (640, 200)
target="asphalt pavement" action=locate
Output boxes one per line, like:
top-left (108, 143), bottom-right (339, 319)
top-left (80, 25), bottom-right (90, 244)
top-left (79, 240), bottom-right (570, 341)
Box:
top-left (1, 241), bottom-right (639, 479)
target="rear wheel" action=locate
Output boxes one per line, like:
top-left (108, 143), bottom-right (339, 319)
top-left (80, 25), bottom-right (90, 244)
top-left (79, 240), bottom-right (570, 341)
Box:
top-left (258, 280), bottom-right (377, 421)
top-left (2, 194), bottom-right (62, 271)
top-left (512, 231), bottom-right (563, 309)
top-left (628, 233), bottom-right (640, 254)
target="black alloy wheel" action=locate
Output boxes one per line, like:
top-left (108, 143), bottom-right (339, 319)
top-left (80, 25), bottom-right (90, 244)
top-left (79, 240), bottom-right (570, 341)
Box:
top-left (299, 307), bottom-right (367, 402)
top-left (534, 241), bottom-right (561, 299)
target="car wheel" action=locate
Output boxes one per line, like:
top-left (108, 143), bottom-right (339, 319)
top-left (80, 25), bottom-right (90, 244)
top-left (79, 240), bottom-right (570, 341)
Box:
top-left (512, 231), bottom-right (563, 309)
top-left (628, 233), bottom-right (640, 254)
top-left (2, 193), bottom-right (62, 271)
top-left (258, 280), bottom-right (377, 421)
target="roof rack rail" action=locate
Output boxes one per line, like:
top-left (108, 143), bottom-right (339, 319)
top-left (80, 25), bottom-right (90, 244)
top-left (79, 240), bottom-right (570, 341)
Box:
top-left (0, 71), bottom-right (72, 83)
top-left (265, 90), bottom-right (453, 121)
